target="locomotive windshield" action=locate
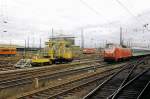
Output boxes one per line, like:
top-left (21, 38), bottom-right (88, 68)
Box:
top-left (105, 43), bottom-right (115, 49)
top-left (106, 44), bottom-right (114, 49)
top-left (105, 43), bottom-right (120, 50)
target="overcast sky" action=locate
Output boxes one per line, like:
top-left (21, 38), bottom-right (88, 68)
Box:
top-left (0, 0), bottom-right (150, 47)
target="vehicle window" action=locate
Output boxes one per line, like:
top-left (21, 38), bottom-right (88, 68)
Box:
top-left (106, 44), bottom-right (114, 49)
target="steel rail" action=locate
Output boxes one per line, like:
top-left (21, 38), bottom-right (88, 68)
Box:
top-left (82, 58), bottom-right (145, 99)
top-left (107, 59), bottom-right (145, 99)
top-left (50, 59), bottom-right (143, 99)
top-left (111, 68), bottom-right (150, 99)
top-left (0, 59), bottom-right (100, 81)
top-left (0, 62), bottom-right (106, 89)
top-left (17, 65), bottom-right (123, 99)
top-left (137, 80), bottom-right (150, 99)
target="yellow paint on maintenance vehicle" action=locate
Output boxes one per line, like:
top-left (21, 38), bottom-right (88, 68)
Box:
top-left (32, 58), bottom-right (50, 63)
top-left (31, 39), bottom-right (74, 65)
top-left (64, 51), bottom-right (73, 59)
top-left (48, 49), bottom-right (54, 59)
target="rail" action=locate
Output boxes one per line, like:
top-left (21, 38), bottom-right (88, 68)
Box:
top-left (83, 57), bottom-right (148, 99)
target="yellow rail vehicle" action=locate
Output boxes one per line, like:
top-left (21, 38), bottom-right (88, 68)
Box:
top-left (31, 40), bottom-right (73, 65)
top-left (54, 41), bottom-right (73, 62)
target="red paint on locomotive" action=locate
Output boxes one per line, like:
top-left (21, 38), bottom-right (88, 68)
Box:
top-left (104, 43), bottom-right (132, 61)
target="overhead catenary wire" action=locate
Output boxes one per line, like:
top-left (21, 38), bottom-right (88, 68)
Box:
top-left (80, 0), bottom-right (101, 16)
top-left (79, 0), bottom-right (110, 24)
top-left (115, 0), bottom-right (147, 26)
top-left (79, 0), bottom-right (113, 48)
top-left (115, 0), bottom-right (150, 47)
top-left (79, 0), bottom-right (142, 31)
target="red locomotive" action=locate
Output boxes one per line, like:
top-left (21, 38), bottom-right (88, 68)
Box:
top-left (103, 43), bottom-right (150, 62)
top-left (104, 43), bottom-right (132, 61)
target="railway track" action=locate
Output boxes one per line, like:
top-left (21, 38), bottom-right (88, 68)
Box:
top-left (0, 57), bottom-right (20, 71)
top-left (83, 57), bottom-right (150, 99)
top-left (73, 57), bottom-right (101, 62)
top-left (14, 59), bottom-right (139, 99)
top-left (0, 61), bottom-right (16, 71)
top-left (1, 57), bottom-right (148, 99)
top-left (0, 59), bottom-right (102, 89)
top-left (0, 58), bottom-right (101, 79)
top-left (0, 63), bottom-right (104, 90)
top-left (0, 55), bottom-right (100, 71)
top-left (56, 59), bottom-right (144, 99)
top-left (137, 77), bottom-right (150, 99)
top-left (110, 68), bottom-right (150, 99)
top-left (16, 63), bottom-right (126, 99)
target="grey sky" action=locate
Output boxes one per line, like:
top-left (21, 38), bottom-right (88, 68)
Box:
top-left (0, 0), bottom-right (150, 47)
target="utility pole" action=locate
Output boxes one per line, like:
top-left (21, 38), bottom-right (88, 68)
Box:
top-left (27, 36), bottom-right (29, 50)
top-left (51, 28), bottom-right (54, 40)
top-left (39, 38), bottom-right (41, 54)
top-left (120, 27), bottom-right (123, 46)
top-left (39, 38), bottom-right (41, 49)
top-left (105, 40), bottom-right (107, 47)
top-left (81, 29), bottom-right (84, 49)
top-left (32, 33), bottom-right (35, 48)
top-left (24, 40), bottom-right (26, 58)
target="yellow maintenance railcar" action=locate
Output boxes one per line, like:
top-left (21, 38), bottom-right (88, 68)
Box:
top-left (31, 39), bottom-right (73, 65)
